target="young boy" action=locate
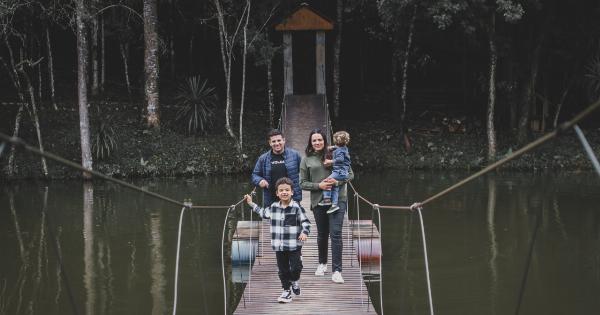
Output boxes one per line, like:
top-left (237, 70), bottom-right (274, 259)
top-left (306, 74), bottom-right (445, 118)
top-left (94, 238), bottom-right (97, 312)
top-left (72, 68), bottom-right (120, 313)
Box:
top-left (319, 131), bottom-right (351, 214)
top-left (245, 177), bottom-right (311, 303)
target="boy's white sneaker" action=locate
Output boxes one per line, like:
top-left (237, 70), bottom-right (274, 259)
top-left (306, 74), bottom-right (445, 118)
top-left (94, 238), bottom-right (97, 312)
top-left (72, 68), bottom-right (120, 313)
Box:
top-left (332, 271), bottom-right (344, 283)
top-left (277, 290), bottom-right (293, 303)
top-left (315, 263), bottom-right (327, 276)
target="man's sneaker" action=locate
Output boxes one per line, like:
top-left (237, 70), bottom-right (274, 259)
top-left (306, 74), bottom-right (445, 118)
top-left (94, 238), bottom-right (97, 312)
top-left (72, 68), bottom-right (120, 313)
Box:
top-left (326, 204), bottom-right (340, 214)
top-left (332, 271), bottom-right (345, 283)
top-left (315, 263), bottom-right (327, 276)
top-left (277, 290), bottom-right (293, 303)
top-left (291, 281), bottom-right (301, 295)
top-left (318, 198), bottom-right (332, 206)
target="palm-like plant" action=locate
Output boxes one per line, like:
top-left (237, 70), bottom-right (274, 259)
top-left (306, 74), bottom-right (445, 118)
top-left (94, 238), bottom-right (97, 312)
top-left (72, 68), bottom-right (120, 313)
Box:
top-left (585, 55), bottom-right (600, 101)
top-left (175, 76), bottom-right (218, 135)
top-left (92, 118), bottom-right (117, 160)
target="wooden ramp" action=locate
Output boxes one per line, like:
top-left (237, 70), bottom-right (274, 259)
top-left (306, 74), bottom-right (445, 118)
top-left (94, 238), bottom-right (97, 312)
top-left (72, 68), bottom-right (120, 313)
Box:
top-left (233, 191), bottom-right (375, 314)
top-left (283, 94), bottom-right (328, 152)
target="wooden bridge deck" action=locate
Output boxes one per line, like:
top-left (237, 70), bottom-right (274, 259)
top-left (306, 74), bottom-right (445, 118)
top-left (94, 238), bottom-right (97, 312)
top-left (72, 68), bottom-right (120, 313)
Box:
top-left (233, 191), bottom-right (375, 314)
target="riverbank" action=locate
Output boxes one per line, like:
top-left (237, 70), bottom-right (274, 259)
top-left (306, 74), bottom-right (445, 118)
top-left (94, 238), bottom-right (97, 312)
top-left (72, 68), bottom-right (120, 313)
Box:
top-left (1, 101), bottom-right (599, 180)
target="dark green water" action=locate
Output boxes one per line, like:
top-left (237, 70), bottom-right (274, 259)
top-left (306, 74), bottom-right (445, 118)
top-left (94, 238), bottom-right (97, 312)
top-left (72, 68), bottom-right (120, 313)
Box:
top-left (1, 171), bottom-right (599, 314)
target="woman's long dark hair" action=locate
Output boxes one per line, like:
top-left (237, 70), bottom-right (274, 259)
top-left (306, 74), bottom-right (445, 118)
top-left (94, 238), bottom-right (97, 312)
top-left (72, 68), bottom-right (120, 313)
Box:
top-left (305, 129), bottom-right (328, 161)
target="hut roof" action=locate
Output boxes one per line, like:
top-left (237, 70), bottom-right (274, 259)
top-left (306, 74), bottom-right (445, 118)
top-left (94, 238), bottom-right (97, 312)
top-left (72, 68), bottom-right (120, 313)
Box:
top-left (275, 4), bottom-right (333, 31)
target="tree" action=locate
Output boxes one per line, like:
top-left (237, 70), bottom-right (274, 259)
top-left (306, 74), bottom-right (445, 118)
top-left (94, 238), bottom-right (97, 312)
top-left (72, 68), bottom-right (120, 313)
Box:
top-left (332, 0), bottom-right (344, 118)
top-left (143, 0), bottom-right (160, 128)
top-left (429, 0), bottom-right (524, 161)
top-left (376, 0), bottom-right (422, 151)
top-left (1, 1), bottom-right (50, 177)
top-left (76, 0), bottom-right (93, 178)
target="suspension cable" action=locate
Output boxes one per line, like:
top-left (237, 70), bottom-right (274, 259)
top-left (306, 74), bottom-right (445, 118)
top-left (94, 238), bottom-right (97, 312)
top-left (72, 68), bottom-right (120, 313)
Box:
top-left (514, 202), bottom-right (543, 315)
top-left (420, 98), bottom-right (600, 207)
top-left (172, 206), bottom-right (188, 315)
top-left (221, 205), bottom-right (234, 315)
top-left (373, 204), bottom-right (384, 315)
top-left (573, 125), bottom-right (600, 176)
top-left (0, 133), bottom-right (186, 208)
top-left (416, 207), bottom-right (435, 315)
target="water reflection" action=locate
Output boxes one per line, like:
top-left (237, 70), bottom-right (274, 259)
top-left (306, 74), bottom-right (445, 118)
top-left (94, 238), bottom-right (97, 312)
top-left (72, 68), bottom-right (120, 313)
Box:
top-left (0, 173), bottom-right (599, 314)
top-left (83, 182), bottom-right (95, 315)
top-left (149, 210), bottom-right (166, 315)
top-left (486, 177), bottom-right (497, 315)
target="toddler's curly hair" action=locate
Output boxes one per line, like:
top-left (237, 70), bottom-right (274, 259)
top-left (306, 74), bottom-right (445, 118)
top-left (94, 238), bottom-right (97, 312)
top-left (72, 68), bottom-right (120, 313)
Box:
top-left (333, 131), bottom-right (350, 146)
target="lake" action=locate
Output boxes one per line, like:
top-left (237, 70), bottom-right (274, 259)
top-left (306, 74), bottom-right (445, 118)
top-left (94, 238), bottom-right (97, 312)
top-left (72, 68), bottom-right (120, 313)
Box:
top-left (1, 171), bottom-right (598, 314)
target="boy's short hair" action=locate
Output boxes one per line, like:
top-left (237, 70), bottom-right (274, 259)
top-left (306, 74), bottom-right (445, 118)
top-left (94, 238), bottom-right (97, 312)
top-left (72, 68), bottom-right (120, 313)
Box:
top-left (267, 129), bottom-right (283, 142)
top-left (333, 131), bottom-right (350, 146)
top-left (274, 177), bottom-right (293, 190)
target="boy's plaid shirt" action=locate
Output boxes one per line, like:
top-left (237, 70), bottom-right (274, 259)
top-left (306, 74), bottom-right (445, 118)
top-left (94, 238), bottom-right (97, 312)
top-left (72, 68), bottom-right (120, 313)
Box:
top-left (249, 200), bottom-right (311, 251)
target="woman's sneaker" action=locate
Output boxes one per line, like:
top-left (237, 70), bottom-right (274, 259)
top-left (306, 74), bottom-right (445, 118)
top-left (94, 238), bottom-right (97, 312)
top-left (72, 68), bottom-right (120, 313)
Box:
top-left (277, 290), bottom-right (293, 303)
top-left (326, 204), bottom-right (340, 214)
top-left (332, 271), bottom-right (345, 283)
top-left (315, 263), bottom-right (327, 276)
top-left (291, 281), bottom-right (301, 295)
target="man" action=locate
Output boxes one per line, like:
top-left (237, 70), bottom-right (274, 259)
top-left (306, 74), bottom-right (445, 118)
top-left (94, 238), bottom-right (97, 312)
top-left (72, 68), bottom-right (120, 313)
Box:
top-left (252, 129), bottom-right (302, 206)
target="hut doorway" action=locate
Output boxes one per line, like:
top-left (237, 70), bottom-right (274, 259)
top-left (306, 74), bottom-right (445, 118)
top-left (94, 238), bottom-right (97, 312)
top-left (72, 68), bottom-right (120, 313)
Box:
top-left (292, 31), bottom-right (316, 95)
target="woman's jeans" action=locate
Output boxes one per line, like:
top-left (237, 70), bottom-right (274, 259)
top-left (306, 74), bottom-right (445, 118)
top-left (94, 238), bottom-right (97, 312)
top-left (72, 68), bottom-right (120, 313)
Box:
top-left (313, 201), bottom-right (346, 272)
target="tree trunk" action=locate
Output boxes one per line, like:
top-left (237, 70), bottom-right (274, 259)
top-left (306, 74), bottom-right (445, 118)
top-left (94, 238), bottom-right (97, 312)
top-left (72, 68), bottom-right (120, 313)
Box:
top-left (214, 0), bottom-right (237, 141)
top-left (91, 9), bottom-right (99, 96)
top-left (7, 104), bottom-right (24, 176)
top-left (100, 15), bottom-right (105, 93)
top-left (1, 38), bottom-right (27, 177)
top-left (390, 46), bottom-right (400, 116)
top-left (400, 4), bottom-right (417, 127)
top-left (45, 26), bottom-right (57, 110)
top-left (143, 0), bottom-right (160, 128)
top-left (169, 0), bottom-right (175, 79)
top-left (486, 16), bottom-right (498, 162)
top-left (267, 58), bottom-right (275, 128)
top-left (77, 0), bottom-right (93, 179)
top-left (17, 64), bottom-right (49, 177)
top-left (37, 56), bottom-right (42, 103)
top-left (119, 42), bottom-right (132, 96)
top-left (553, 87), bottom-right (569, 128)
top-left (238, 0), bottom-right (250, 152)
top-left (332, 0), bottom-right (343, 118)
top-left (170, 33), bottom-right (175, 79)
top-left (516, 26), bottom-right (546, 145)
top-left (189, 32), bottom-right (194, 73)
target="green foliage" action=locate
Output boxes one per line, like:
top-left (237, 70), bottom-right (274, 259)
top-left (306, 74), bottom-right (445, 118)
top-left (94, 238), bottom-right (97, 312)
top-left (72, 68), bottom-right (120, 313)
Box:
top-left (174, 76), bottom-right (218, 135)
top-left (585, 55), bottom-right (600, 101)
top-left (92, 116), bottom-right (117, 160)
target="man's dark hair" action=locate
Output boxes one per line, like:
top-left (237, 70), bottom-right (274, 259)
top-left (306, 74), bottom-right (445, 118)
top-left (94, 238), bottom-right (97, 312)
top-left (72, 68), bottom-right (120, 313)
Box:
top-left (274, 177), bottom-right (293, 190)
top-left (266, 129), bottom-right (283, 142)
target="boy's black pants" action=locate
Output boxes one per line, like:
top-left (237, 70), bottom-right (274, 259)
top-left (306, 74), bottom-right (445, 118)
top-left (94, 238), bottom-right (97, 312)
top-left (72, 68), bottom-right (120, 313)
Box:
top-left (275, 248), bottom-right (303, 289)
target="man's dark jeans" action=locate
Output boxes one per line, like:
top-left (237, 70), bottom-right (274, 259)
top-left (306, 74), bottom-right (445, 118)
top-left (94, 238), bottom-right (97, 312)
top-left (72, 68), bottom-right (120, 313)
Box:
top-left (275, 248), bottom-right (303, 289)
top-left (313, 201), bottom-right (346, 272)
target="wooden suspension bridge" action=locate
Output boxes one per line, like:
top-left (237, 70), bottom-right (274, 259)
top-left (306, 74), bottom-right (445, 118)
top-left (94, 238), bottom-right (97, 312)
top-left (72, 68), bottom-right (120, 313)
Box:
top-left (232, 92), bottom-right (381, 314)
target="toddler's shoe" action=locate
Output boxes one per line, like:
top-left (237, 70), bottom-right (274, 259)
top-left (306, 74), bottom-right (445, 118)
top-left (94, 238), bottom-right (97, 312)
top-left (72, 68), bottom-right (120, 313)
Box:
top-left (318, 198), bottom-right (332, 206)
top-left (327, 204), bottom-right (340, 214)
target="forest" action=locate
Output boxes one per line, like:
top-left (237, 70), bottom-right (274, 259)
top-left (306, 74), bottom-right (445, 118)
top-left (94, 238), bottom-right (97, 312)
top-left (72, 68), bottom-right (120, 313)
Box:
top-left (1, 0), bottom-right (600, 179)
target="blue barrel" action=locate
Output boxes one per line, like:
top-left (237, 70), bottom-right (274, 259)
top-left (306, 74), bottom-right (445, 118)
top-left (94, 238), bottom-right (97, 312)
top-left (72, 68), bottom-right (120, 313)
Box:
top-left (231, 239), bottom-right (258, 266)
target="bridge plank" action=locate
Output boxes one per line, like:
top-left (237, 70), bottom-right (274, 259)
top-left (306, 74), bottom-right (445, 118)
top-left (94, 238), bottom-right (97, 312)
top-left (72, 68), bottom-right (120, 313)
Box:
top-left (234, 191), bottom-right (375, 314)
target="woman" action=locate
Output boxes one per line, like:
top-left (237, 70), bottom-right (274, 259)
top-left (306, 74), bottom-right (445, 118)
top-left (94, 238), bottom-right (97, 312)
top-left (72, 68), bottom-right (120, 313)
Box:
top-left (300, 129), bottom-right (353, 283)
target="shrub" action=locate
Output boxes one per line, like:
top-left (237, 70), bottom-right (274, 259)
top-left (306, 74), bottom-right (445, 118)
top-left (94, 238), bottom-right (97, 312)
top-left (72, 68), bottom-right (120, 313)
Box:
top-left (174, 76), bottom-right (218, 135)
